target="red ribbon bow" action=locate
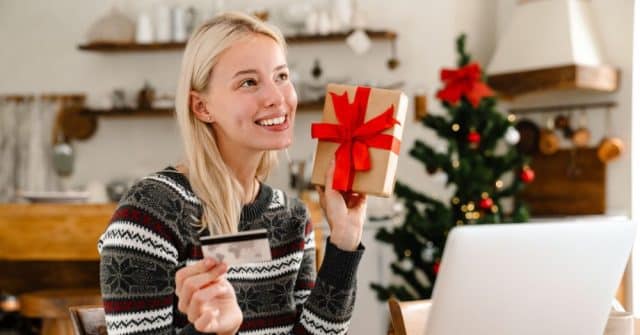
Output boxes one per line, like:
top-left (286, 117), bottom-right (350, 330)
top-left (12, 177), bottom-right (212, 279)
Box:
top-left (311, 86), bottom-right (401, 192)
top-left (436, 62), bottom-right (494, 107)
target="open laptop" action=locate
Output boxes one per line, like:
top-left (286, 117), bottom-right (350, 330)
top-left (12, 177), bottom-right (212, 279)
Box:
top-left (425, 220), bottom-right (636, 335)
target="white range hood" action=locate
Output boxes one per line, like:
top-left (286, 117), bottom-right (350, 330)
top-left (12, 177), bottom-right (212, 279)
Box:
top-left (487, 0), bottom-right (618, 97)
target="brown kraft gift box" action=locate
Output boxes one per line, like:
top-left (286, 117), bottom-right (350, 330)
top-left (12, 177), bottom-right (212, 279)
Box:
top-left (310, 83), bottom-right (408, 197)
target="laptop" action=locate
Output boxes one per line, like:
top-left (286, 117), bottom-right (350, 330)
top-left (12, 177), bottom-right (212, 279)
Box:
top-left (425, 220), bottom-right (636, 335)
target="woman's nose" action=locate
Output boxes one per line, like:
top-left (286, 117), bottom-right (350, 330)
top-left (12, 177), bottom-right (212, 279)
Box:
top-left (262, 80), bottom-right (285, 108)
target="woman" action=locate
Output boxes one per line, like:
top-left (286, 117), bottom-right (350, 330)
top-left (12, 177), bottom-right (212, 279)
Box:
top-left (99, 12), bottom-right (367, 335)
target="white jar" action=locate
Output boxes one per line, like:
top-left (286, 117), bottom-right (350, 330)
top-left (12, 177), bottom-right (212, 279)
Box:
top-left (155, 5), bottom-right (171, 43)
top-left (172, 7), bottom-right (188, 42)
top-left (136, 13), bottom-right (153, 44)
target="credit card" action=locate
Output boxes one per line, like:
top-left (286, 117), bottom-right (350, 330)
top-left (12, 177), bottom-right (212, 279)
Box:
top-left (199, 229), bottom-right (271, 266)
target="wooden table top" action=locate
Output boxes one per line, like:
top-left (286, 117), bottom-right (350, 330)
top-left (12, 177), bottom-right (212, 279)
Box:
top-left (0, 203), bottom-right (116, 261)
top-left (0, 196), bottom-right (324, 262)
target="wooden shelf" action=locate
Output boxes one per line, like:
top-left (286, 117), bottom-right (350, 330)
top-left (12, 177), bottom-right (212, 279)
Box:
top-left (78, 42), bottom-right (185, 52)
top-left (285, 29), bottom-right (397, 44)
top-left (81, 107), bottom-right (174, 117)
top-left (66, 103), bottom-right (323, 140)
top-left (80, 102), bottom-right (323, 118)
top-left (77, 29), bottom-right (397, 52)
top-left (487, 64), bottom-right (619, 97)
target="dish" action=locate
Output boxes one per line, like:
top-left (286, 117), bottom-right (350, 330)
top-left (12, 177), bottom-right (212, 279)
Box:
top-left (18, 191), bottom-right (90, 203)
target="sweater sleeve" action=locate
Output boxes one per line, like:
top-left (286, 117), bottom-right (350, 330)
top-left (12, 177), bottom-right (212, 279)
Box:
top-left (99, 180), bottom-right (188, 335)
top-left (291, 214), bottom-right (365, 335)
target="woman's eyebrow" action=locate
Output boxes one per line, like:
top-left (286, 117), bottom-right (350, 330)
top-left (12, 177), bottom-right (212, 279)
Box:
top-left (232, 65), bottom-right (287, 78)
top-left (273, 64), bottom-right (287, 72)
top-left (232, 69), bottom-right (258, 78)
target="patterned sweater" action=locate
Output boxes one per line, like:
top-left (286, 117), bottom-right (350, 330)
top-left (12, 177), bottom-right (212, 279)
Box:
top-left (98, 167), bottom-right (364, 335)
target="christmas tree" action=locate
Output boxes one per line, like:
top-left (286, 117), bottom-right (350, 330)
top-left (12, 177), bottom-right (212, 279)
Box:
top-left (371, 34), bottom-right (535, 301)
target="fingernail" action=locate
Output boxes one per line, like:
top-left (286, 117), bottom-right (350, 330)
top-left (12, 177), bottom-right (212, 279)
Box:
top-left (204, 258), bottom-right (214, 267)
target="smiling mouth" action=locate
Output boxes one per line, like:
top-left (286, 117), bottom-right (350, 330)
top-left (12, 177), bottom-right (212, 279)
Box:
top-left (255, 115), bottom-right (287, 126)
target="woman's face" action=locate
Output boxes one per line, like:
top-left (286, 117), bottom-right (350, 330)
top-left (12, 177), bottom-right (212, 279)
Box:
top-left (204, 33), bottom-right (297, 155)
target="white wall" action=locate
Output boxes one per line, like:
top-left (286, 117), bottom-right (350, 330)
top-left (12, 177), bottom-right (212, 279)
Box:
top-left (0, 0), bottom-right (496, 204)
top-left (0, 0), bottom-right (631, 210)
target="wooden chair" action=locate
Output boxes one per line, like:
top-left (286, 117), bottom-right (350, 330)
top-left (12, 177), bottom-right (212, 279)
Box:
top-left (68, 305), bottom-right (106, 335)
top-left (19, 289), bottom-right (102, 335)
top-left (388, 298), bottom-right (432, 335)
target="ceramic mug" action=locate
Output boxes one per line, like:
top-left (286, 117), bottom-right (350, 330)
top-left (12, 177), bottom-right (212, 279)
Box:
top-left (597, 137), bottom-right (624, 163)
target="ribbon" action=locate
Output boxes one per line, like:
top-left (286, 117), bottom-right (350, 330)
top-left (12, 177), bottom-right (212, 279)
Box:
top-left (311, 86), bottom-right (401, 192)
top-left (436, 62), bottom-right (494, 107)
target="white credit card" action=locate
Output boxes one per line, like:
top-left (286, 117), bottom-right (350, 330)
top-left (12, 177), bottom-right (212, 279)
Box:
top-left (199, 229), bottom-right (271, 266)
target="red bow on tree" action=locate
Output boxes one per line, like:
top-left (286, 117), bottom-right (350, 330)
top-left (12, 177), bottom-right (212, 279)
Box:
top-left (436, 62), bottom-right (494, 107)
top-left (311, 87), bottom-right (401, 192)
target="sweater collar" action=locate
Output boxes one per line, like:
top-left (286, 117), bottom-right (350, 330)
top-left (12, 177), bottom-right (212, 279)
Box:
top-left (161, 166), bottom-right (272, 223)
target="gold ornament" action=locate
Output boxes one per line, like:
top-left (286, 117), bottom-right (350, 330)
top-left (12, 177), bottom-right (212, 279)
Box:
top-left (508, 114), bottom-right (517, 122)
top-left (481, 192), bottom-right (489, 198)
top-left (452, 159), bottom-right (460, 168)
top-left (452, 197), bottom-right (460, 205)
top-left (456, 220), bottom-right (464, 225)
top-left (404, 249), bottom-right (412, 257)
top-left (452, 123), bottom-right (460, 132)
top-left (495, 180), bottom-right (504, 188)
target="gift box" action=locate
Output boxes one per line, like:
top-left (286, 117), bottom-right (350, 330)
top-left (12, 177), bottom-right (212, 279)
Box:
top-left (310, 83), bottom-right (408, 197)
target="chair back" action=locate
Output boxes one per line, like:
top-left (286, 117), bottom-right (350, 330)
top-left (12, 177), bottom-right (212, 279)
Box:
top-left (388, 298), bottom-right (432, 335)
top-left (68, 305), bottom-right (106, 335)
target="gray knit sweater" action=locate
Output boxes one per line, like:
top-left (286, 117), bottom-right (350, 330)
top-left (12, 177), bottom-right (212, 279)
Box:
top-left (98, 167), bottom-right (364, 334)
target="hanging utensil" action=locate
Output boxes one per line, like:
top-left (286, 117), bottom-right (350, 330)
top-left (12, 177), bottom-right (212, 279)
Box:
top-left (571, 108), bottom-right (591, 148)
top-left (597, 106), bottom-right (624, 163)
top-left (387, 39), bottom-right (399, 70)
top-left (539, 117), bottom-right (559, 155)
top-left (311, 59), bottom-right (323, 79)
top-left (566, 145), bottom-right (581, 178)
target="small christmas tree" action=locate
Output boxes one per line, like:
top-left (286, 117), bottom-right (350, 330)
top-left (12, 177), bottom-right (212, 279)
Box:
top-left (371, 34), bottom-right (535, 301)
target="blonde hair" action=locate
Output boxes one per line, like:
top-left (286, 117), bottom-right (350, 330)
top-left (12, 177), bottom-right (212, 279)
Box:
top-left (175, 12), bottom-right (285, 234)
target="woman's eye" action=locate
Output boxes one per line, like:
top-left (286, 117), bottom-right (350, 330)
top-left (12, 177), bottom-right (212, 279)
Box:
top-left (240, 79), bottom-right (257, 87)
top-left (277, 72), bottom-right (289, 81)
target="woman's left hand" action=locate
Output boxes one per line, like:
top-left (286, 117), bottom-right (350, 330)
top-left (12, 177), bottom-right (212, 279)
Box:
top-left (316, 159), bottom-right (367, 251)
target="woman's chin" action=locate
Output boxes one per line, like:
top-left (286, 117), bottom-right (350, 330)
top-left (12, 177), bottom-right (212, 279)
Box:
top-left (257, 138), bottom-right (292, 151)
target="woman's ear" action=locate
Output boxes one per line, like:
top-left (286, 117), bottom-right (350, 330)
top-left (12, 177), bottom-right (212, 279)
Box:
top-left (189, 91), bottom-right (214, 123)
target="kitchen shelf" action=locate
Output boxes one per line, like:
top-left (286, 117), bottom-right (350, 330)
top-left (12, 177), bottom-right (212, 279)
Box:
top-left (487, 64), bottom-right (619, 97)
top-left (508, 101), bottom-right (617, 115)
top-left (77, 29), bottom-right (397, 52)
top-left (81, 107), bottom-right (174, 117)
top-left (65, 100), bottom-right (324, 141)
top-left (79, 99), bottom-right (324, 119)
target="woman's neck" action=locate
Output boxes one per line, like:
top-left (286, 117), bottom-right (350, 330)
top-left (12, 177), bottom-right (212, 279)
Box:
top-left (217, 145), bottom-right (262, 205)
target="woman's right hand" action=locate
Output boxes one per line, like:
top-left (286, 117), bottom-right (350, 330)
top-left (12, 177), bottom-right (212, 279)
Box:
top-left (175, 258), bottom-right (242, 334)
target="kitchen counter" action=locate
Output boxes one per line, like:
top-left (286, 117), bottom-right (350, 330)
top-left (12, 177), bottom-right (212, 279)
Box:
top-left (0, 198), bottom-right (325, 262)
top-left (0, 203), bottom-right (115, 261)
top-left (0, 199), bottom-right (324, 295)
